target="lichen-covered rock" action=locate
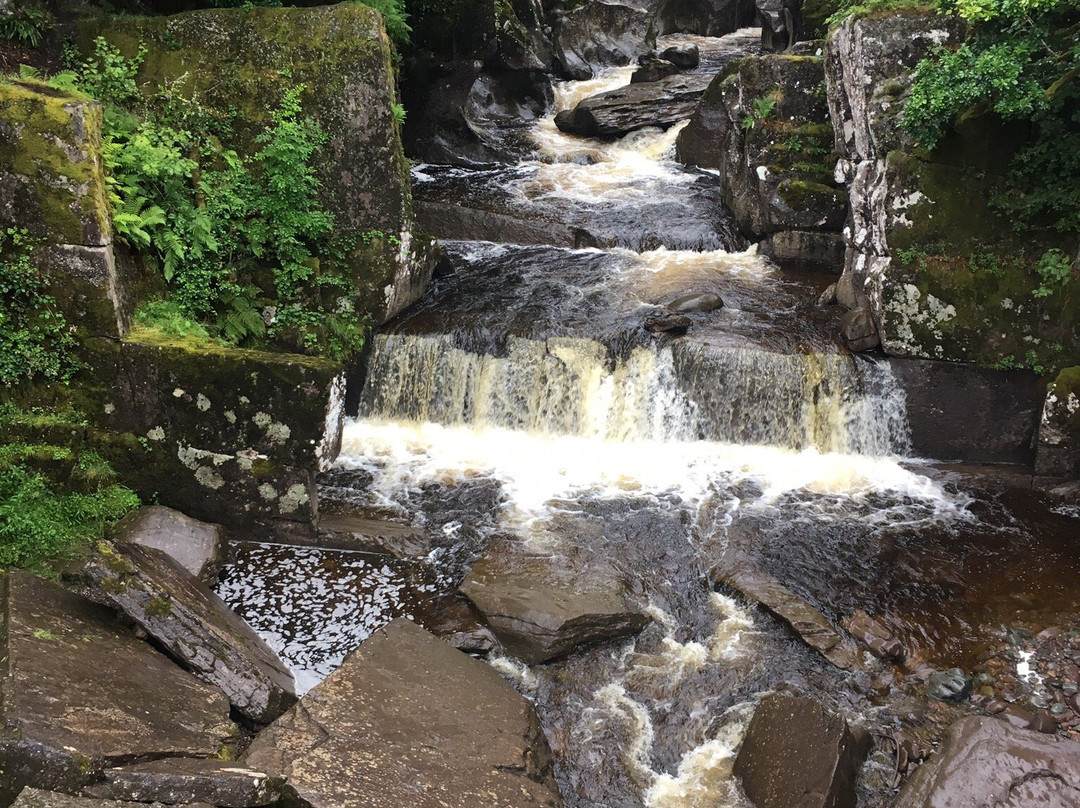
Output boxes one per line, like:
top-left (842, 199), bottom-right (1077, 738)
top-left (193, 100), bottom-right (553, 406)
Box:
top-left (111, 505), bottom-right (226, 584)
top-left (0, 79), bottom-right (125, 338)
top-left (78, 333), bottom-right (344, 529)
top-left (460, 540), bottom-right (648, 664)
top-left (243, 618), bottom-right (562, 808)
top-left (676, 54), bottom-right (845, 265)
top-left (81, 540), bottom-right (297, 724)
top-left (13, 789), bottom-right (204, 808)
top-left (825, 11), bottom-right (1080, 366)
top-left (0, 571), bottom-right (236, 807)
top-left (1036, 366), bottom-right (1080, 478)
top-left (78, 4), bottom-right (435, 325)
top-left (550, 1), bottom-right (656, 80)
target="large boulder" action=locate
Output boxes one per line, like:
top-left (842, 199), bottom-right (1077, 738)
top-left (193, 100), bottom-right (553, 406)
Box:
top-left (894, 716), bottom-right (1080, 807)
top-left (0, 79), bottom-right (126, 339)
top-left (734, 693), bottom-right (870, 808)
top-left (0, 571), bottom-right (236, 807)
top-left (1036, 366), bottom-right (1080, 479)
top-left (111, 505), bottom-right (226, 584)
top-left (78, 4), bottom-right (436, 326)
top-left (550, 2), bottom-right (656, 80)
top-left (655, 0), bottom-right (757, 36)
top-left (243, 618), bottom-right (562, 808)
top-left (676, 54), bottom-right (845, 268)
top-left (555, 72), bottom-right (712, 138)
top-left (460, 541), bottom-right (648, 664)
top-left (81, 540), bottom-right (296, 725)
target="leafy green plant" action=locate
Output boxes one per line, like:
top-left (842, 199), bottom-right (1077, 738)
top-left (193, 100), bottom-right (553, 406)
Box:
top-left (1032, 248), bottom-right (1074, 298)
top-left (133, 300), bottom-right (215, 341)
top-left (0, 6), bottom-right (51, 48)
top-left (0, 447), bottom-right (139, 575)
top-left (0, 228), bottom-right (79, 387)
top-left (743, 91), bottom-right (781, 130)
top-left (352, 0), bottom-right (411, 49)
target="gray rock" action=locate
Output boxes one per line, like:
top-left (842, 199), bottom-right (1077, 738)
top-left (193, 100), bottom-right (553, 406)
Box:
top-left (734, 693), bottom-right (870, 808)
top-left (894, 716), bottom-right (1080, 807)
top-left (817, 283), bottom-right (839, 307)
top-left (112, 506), bottom-right (226, 584)
top-left (0, 572), bottom-right (235, 806)
top-left (244, 619), bottom-right (562, 808)
top-left (81, 540), bottom-right (296, 725)
top-left (460, 541), bottom-right (648, 664)
top-left (82, 760), bottom-right (281, 807)
top-left (552, 1), bottom-right (656, 80)
top-left (925, 668), bottom-right (971, 702)
top-left (761, 230), bottom-right (846, 269)
top-left (13, 789), bottom-right (208, 808)
top-left (1036, 367), bottom-right (1080, 479)
top-left (711, 547), bottom-right (863, 671)
top-left (669, 291), bottom-right (724, 313)
top-left (839, 307), bottom-right (880, 352)
top-left (631, 57), bottom-right (680, 84)
top-left (556, 73), bottom-right (713, 138)
top-left (659, 44), bottom-right (700, 69)
top-left (656, 0), bottom-right (757, 37)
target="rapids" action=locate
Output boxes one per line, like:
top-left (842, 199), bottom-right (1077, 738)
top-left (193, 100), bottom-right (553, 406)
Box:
top-left (217, 29), bottom-right (1080, 808)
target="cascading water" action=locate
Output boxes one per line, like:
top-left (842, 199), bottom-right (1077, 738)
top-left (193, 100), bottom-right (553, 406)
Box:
top-left (217, 29), bottom-right (1080, 808)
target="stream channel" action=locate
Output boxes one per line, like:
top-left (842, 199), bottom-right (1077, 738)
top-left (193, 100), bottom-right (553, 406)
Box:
top-left (217, 31), bottom-right (1080, 808)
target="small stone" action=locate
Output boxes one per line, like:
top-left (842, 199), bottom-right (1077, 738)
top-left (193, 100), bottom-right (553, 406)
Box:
top-left (926, 668), bottom-right (972, 702)
top-left (1030, 695), bottom-right (1050, 710)
top-left (1051, 703), bottom-right (1070, 716)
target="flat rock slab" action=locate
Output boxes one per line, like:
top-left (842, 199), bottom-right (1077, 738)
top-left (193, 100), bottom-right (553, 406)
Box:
top-left (112, 506), bottom-right (226, 584)
top-left (460, 543), bottom-right (648, 664)
top-left (894, 716), bottom-right (1080, 808)
top-left (315, 513), bottom-right (430, 557)
top-left (13, 788), bottom-right (210, 808)
top-left (556, 73), bottom-right (712, 137)
top-left (81, 540), bottom-right (296, 724)
top-left (712, 547), bottom-right (862, 671)
top-left (83, 759), bottom-right (281, 807)
top-left (244, 618), bottom-right (562, 808)
top-left (0, 572), bottom-right (235, 805)
top-left (734, 693), bottom-right (870, 808)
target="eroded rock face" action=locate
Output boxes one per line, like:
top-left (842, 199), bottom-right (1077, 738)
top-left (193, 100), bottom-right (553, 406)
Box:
top-left (244, 618), bottom-right (562, 808)
top-left (676, 54), bottom-right (845, 269)
top-left (551, 1), bottom-right (656, 80)
top-left (894, 716), bottom-right (1080, 807)
top-left (656, 0), bottom-right (757, 36)
top-left (460, 540), bottom-right (648, 664)
top-left (0, 571), bottom-right (235, 806)
top-left (734, 693), bottom-right (870, 808)
top-left (556, 73), bottom-right (712, 138)
top-left (81, 540), bottom-right (296, 725)
top-left (111, 506), bottom-right (225, 584)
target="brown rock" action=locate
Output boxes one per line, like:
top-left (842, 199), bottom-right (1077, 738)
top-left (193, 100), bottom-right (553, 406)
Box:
top-left (0, 572), bottom-right (235, 806)
top-left (842, 610), bottom-right (905, 661)
top-left (895, 716), bottom-right (1080, 807)
top-left (460, 541), bottom-right (648, 664)
top-left (13, 789), bottom-right (208, 808)
top-left (243, 619), bottom-right (561, 808)
top-left (734, 693), bottom-right (870, 808)
top-left (82, 759), bottom-right (281, 807)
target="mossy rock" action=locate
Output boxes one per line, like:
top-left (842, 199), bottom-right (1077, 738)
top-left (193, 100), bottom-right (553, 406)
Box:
top-left (77, 4), bottom-right (434, 325)
top-left (876, 148), bottom-right (1080, 368)
top-left (1036, 366), bottom-right (1080, 477)
top-left (0, 79), bottom-right (110, 247)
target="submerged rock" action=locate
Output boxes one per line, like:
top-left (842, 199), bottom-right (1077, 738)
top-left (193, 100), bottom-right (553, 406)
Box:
top-left (734, 693), bottom-right (870, 808)
top-left (244, 618), bottom-right (562, 808)
top-left (81, 540), bottom-right (296, 725)
top-left (0, 571), bottom-right (235, 806)
top-left (556, 73), bottom-right (712, 138)
top-left (111, 505), bottom-right (225, 584)
top-left (842, 609), bottom-right (905, 662)
top-left (461, 541), bottom-right (649, 664)
top-left (711, 547), bottom-right (863, 671)
top-left (925, 668), bottom-right (972, 702)
top-left (894, 716), bottom-right (1080, 807)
